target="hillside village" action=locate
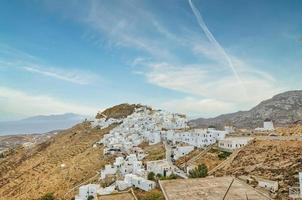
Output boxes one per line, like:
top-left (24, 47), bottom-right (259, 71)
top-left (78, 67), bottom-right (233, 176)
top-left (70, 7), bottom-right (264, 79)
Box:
top-left (70, 104), bottom-right (302, 200)
top-left (0, 103), bottom-right (302, 200)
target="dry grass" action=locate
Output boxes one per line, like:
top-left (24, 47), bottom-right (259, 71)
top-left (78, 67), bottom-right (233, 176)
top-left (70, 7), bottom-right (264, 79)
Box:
top-left (175, 148), bottom-right (223, 171)
top-left (0, 122), bottom-right (116, 200)
top-left (213, 140), bottom-right (302, 197)
top-left (134, 189), bottom-right (164, 200)
top-left (277, 123), bottom-right (302, 136)
top-left (140, 142), bottom-right (165, 162)
top-left (96, 103), bottom-right (143, 119)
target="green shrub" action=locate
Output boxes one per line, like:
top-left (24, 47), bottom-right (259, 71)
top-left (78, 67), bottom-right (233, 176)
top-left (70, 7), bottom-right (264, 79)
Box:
top-left (218, 151), bottom-right (232, 160)
top-left (148, 172), bottom-right (155, 180)
top-left (159, 173), bottom-right (178, 180)
top-left (37, 193), bottom-right (55, 200)
top-left (188, 164), bottom-right (208, 178)
top-left (87, 195), bottom-right (94, 200)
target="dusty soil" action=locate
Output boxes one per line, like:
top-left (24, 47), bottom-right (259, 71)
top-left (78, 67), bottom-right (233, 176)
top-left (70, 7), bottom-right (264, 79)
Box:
top-left (134, 188), bottom-right (164, 200)
top-left (140, 142), bottom-right (166, 162)
top-left (96, 103), bottom-right (144, 119)
top-left (175, 148), bottom-right (223, 171)
top-left (0, 122), bottom-right (116, 200)
top-left (277, 123), bottom-right (302, 136)
top-left (213, 140), bottom-right (302, 197)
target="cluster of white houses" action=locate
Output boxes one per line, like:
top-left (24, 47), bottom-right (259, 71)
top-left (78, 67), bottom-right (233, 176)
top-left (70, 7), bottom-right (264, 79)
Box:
top-left (74, 106), bottom-right (258, 199)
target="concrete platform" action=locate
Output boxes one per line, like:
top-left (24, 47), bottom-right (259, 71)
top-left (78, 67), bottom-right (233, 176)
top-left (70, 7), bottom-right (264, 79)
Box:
top-left (159, 176), bottom-right (271, 200)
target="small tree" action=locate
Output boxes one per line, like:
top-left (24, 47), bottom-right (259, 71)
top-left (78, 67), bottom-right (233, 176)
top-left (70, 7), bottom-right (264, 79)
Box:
top-left (189, 164), bottom-right (208, 178)
top-left (147, 172), bottom-right (155, 181)
top-left (87, 195), bottom-right (94, 200)
top-left (38, 193), bottom-right (55, 200)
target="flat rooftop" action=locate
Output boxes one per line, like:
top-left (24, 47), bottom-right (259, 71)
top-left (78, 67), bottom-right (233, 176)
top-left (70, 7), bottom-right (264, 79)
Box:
top-left (159, 176), bottom-right (271, 200)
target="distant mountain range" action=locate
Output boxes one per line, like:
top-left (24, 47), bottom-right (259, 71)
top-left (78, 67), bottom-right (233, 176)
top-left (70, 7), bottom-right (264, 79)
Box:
top-left (189, 90), bottom-right (302, 129)
top-left (0, 113), bottom-right (85, 135)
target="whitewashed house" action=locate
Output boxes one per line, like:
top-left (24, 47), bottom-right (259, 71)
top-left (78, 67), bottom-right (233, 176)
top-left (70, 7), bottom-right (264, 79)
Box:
top-left (224, 126), bottom-right (235, 133)
top-left (124, 174), bottom-right (156, 191)
top-left (146, 160), bottom-right (173, 177)
top-left (100, 164), bottom-right (117, 179)
top-left (257, 178), bottom-right (278, 192)
top-left (218, 137), bottom-right (253, 152)
top-left (148, 131), bottom-right (161, 145)
top-left (75, 184), bottom-right (98, 200)
top-left (255, 120), bottom-right (274, 131)
top-left (97, 185), bottom-right (116, 195)
top-left (116, 180), bottom-right (131, 191)
top-left (172, 145), bottom-right (194, 160)
top-left (131, 147), bottom-right (146, 160)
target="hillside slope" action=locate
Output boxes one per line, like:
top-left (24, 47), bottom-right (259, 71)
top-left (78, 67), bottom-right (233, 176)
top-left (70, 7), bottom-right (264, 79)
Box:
top-left (190, 90), bottom-right (302, 129)
top-left (0, 122), bottom-right (116, 200)
top-left (213, 140), bottom-right (302, 196)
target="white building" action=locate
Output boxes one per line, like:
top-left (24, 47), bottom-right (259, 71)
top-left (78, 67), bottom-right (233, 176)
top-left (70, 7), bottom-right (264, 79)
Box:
top-left (146, 160), bottom-right (173, 177)
top-left (165, 128), bottom-right (228, 148)
top-left (224, 126), bottom-right (235, 134)
top-left (255, 120), bottom-right (274, 131)
top-left (257, 178), bottom-right (278, 192)
top-left (75, 184), bottom-right (98, 200)
top-left (97, 185), bottom-right (116, 195)
top-left (124, 174), bottom-right (155, 191)
top-left (100, 164), bottom-right (117, 179)
top-left (218, 137), bottom-right (253, 152)
top-left (131, 147), bottom-right (146, 160)
top-left (116, 180), bottom-right (131, 191)
top-left (148, 131), bottom-right (161, 145)
top-left (172, 145), bottom-right (194, 160)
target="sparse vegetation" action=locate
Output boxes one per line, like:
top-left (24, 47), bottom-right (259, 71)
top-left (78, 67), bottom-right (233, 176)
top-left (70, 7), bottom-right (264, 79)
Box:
top-left (147, 172), bottom-right (155, 181)
top-left (218, 151), bottom-right (232, 160)
top-left (155, 173), bottom-right (178, 180)
top-left (87, 195), bottom-right (94, 200)
top-left (134, 189), bottom-right (164, 200)
top-left (141, 142), bottom-right (165, 161)
top-left (188, 164), bottom-right (208, 178)
top-left (96, 103), bottom-right (143, 119)
top-left (37, 193), bottom-right (55, 200)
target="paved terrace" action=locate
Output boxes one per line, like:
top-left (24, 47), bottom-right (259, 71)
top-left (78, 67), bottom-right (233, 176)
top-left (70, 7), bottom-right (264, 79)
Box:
top-left (159, 176), bottom-right (272, 200)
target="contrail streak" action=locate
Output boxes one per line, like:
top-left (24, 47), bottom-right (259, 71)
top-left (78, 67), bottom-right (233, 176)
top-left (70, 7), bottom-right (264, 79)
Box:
top-left (188, 0), bottom-right (245, 90)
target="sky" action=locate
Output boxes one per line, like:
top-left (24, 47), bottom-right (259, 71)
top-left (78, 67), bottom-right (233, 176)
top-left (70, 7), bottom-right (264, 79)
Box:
top-left (0, 0), bottom-right (302, 120)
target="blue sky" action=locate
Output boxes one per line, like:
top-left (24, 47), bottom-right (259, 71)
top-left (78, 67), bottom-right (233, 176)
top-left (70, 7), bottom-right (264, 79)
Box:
top-left (0, 0), bottom-right (301, 120)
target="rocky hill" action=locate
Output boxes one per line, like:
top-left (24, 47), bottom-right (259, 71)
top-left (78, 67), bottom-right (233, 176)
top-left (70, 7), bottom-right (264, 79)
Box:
top-left (189, 90), bottom-right (302, 129)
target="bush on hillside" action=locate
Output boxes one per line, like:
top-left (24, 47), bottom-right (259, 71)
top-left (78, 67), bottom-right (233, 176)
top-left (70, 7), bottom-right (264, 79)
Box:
top-left (188, 164), bottom-right (208, 178)
top-left (37, 193), bottom-right (55, 200)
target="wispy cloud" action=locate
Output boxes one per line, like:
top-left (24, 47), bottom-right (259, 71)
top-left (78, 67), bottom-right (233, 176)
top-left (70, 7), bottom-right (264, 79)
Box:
top-left (23, 65), bottom-right (97, 85)
top-left (140, 60), bottom-right (285, 107)
top-left (162, 97), bottom-right (235, 118)
top-left (188, 0), bottom-right (244, 90)
top-left (41, 0), bottom-right (287, 116)
top-left (0, 86), bottom-right (97, 118)
top-left (0, 44), bottom-right (100, 85)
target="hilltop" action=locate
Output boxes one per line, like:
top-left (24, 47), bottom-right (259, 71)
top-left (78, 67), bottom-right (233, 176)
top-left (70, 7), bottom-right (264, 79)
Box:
top-left (190, 90), bottom-right (302, 129)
